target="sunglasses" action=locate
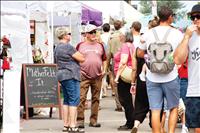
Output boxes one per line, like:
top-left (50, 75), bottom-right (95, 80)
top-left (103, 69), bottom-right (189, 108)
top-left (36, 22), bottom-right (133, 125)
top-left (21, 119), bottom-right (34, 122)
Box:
top-left (172, 13), bottom-right (176, 17)
top-left (190, 14), bottom-right (200, 21)
top-left (88, 30), bottom-right (96, 35)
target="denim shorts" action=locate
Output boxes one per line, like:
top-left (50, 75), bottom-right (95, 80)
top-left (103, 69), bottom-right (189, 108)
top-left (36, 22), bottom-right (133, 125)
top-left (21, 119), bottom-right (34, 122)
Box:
top-left (179, 78), bottom-right (188, 102)
top-left (146, 77), bottom-right (180, 110)
top-left (185, 97), bottom-right (200, 128)
top-left (60, 79), bottom-right (80, 106)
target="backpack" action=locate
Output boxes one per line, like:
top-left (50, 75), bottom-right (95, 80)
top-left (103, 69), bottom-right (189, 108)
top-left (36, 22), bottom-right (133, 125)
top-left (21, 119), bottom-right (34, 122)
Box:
top-left (108, 31), bottom-right (123, 57)
top-left (146, 28), bottom-right (175, 74)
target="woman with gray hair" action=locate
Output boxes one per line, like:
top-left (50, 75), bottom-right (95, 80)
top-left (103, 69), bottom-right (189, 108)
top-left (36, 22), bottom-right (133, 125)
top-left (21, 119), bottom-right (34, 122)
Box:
top-left (113, 31), bottom-right (136, 130)
top-left (54, 27), bottom-right (85, 133)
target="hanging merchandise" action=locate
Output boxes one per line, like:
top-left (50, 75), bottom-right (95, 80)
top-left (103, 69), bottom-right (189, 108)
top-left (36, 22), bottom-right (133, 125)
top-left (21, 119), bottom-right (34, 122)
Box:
top-left (1, 35), bottom-right (11, 48)
top-left (2, 57), bottom-right (10, 70)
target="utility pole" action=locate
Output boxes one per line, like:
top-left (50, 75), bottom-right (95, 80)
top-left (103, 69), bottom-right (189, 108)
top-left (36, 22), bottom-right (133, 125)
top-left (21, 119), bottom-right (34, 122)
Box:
top-left (152, 0), bottom-right (157, 16)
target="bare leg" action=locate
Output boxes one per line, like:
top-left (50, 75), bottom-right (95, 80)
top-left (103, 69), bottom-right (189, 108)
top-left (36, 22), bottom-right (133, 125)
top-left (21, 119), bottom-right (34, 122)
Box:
top-left (168, 107), bottom-right (178, 133)
top-left (109, 71), bottom-right (115, 96)
top-left (69, 106), bottom-right (77, 127)
top-left (63, 105), bottom-right (69, 127)
top-left (161, 112), bottom-right (166, 133)
top-left (151, 110), bottom-right (161, 133)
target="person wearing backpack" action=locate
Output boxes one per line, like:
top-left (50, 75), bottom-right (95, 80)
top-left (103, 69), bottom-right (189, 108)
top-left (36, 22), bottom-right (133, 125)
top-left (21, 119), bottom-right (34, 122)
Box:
top-left (174, 4), bottom-right (200, 133)
top-left (106, 19), bottom-right (124, 112)
top-left (136, 6), bottom-right (183, 133)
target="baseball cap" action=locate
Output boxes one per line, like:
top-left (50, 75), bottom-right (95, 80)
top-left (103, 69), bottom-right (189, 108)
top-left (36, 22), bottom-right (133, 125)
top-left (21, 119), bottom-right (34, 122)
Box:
top-left (188, 4), bottom-right (200, 15)
top-left (85, 24), bottom-right (97, 33)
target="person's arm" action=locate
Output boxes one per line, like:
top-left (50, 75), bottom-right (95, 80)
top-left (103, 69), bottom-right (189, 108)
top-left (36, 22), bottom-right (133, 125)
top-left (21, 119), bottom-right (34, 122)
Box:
top-left (131, 50), bottom-right (137, 84)
top-left (72, 51), bottom-right (85, 63)
top-left (136, 48), bottom-right (145, 58)
top-left (114, 53), bottom-right (128, 82)
top-left (174, 25), bottom-right (197, 65)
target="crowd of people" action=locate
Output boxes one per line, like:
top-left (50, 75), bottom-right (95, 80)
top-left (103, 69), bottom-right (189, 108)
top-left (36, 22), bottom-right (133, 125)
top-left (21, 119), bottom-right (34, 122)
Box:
top-left (54, 4), bottom-right (200, 133)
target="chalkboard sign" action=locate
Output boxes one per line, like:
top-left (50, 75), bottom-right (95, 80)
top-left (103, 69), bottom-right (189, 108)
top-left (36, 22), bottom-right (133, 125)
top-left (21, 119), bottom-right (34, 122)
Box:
top-left (22, 64), bottom-right (62, 119)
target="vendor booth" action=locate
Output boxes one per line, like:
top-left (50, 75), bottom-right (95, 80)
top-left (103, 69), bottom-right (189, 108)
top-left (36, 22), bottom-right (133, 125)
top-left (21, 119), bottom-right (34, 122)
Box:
top-left (81, 1), bottom-right (143, 28)
top-left (1, 1), bottom-right (33, 133)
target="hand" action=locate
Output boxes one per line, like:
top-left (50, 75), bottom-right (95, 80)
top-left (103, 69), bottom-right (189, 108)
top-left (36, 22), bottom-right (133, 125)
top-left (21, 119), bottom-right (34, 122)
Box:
top-left (130, 85), bottom-right (136, 95)
top-left (185, 25), bottom-right (198, 38)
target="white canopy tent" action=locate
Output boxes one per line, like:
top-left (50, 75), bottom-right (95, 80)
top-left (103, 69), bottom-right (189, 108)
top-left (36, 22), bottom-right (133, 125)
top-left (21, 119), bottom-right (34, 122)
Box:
top-left (50, 1), bottom-right (82, 47)
top-left (1, 1), bottom-right (33, 133)
top-left (26, 1), bottom-right (82, 63)
top-left (1, 1), bottom-right (82, 132)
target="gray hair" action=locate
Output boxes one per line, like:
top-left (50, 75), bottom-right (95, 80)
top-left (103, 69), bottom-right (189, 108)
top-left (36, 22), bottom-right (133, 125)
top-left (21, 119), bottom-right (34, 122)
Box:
top-left (125, 31), bottom-right (133, 43)
top-left (55, 27), bottom-right (69, 40)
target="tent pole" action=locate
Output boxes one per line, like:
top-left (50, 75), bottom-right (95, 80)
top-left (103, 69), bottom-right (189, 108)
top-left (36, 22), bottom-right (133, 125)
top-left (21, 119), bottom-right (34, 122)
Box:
top-left (51, 2), bottom-right (54, 63)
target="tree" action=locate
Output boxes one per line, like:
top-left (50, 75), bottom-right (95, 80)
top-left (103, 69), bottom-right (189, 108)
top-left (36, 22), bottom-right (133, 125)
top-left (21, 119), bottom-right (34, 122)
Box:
top-left (139, 0), bottom-right (185, 16)
top-left (139, 1), bottom-right (152, 15)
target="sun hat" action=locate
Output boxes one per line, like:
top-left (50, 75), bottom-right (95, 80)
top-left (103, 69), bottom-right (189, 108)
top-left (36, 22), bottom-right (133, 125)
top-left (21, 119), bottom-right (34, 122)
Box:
top-left (188, 4), bottom-right (200, 15)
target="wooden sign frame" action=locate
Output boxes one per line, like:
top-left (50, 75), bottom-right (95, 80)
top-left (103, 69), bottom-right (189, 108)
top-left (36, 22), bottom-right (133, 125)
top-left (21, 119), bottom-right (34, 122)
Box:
top-left (22, 64), bottom-right (62, 120)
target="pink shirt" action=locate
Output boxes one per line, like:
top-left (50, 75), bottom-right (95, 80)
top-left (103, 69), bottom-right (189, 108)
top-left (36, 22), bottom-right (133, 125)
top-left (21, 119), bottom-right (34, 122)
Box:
top-left (76, 42), bottom-right (106, 79)
top-left (113, 42), bottom-right (134, 75)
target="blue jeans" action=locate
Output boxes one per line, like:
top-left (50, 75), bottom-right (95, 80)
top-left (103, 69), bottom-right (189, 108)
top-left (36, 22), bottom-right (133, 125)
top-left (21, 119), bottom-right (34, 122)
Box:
top-left (60, 79), bottom-right (80, 106)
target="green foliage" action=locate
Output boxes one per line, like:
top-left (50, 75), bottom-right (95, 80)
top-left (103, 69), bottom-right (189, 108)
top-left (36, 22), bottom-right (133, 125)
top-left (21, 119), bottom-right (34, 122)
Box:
top-left (139, 0), bottom-right (185, 15)
top-left (139, 1), bottom-right (152, 15)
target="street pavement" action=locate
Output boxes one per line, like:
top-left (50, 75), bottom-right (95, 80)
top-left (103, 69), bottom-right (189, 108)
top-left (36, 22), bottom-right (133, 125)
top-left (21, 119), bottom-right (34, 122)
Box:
top-left (20, 89), bottom-right (182, 133)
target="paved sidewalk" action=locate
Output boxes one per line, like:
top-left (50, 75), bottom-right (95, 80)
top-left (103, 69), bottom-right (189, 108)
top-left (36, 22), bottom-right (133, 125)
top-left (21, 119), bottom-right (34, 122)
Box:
top-left (20, 90), bottom-right (182, 133)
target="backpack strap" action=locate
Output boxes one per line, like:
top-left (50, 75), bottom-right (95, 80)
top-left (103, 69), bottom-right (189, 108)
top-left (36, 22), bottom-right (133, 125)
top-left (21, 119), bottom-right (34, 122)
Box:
top-left (152, 28), bottom-right (160, 41)
top-left (162, 28), bottom-right (172, 42)
top-left (152, 28), bottom-right (172, 42)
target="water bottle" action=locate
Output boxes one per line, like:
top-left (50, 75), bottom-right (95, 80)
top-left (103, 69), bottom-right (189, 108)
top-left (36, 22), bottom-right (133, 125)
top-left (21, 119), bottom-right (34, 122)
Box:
top-left (168, 53), bottom-right (174, 63)
top-left (144, 54), bottom-right (150, 69)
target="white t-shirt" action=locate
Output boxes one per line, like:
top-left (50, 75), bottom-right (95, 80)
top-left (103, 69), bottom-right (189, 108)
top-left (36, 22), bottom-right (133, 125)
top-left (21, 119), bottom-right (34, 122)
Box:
top-left (133, 35), bottom-right (141, 48)
top-left (101, 32), bottom-right (110, 53)
top-left (187, 32), bottom-right (200, 97)
top-left (101, 32), bottom-right (110, 46)
top-left (139, 26), bottom-right (183, 83)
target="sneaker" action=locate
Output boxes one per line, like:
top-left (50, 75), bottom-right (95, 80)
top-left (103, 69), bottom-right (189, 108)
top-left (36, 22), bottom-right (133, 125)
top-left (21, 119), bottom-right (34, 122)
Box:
top-left (181, 127), bottom-right (189, 133)
top-left (139, 71), bottom-right (146, 81)
top-left (77, 123), bottom-right (84, 128)
top-left (68, 127), bottom-right (84, 133)
top-left (89, 122), bottom-right (101, 128)
top-left (115, 108), bottom-right (123, 112)
top-left (131, 127), bottom-right (138, 133)
top-left (117, 124), bottom-right (131, 131)
top-left (62, 126), bottom-right (69, 132)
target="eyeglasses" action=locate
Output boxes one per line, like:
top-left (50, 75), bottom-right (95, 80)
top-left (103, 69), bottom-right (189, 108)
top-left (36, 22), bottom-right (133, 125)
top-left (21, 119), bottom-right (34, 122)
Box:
top-left (190, 14), bottom-right (200, 21)
top-left (88, 30), bottom-right (96, 35)
top-left (172, 13), bottom-right (176, 17)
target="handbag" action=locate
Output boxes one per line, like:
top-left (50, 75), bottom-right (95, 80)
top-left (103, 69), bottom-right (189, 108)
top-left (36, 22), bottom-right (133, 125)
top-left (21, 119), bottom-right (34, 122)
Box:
top-left (120, 65), bottom-right (132, 83)
top-left (120, 46), bottom-right (133, 83)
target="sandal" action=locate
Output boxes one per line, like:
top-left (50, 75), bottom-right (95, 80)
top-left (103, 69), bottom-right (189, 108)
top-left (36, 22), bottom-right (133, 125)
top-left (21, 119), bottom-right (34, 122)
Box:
top-left (68, 127), bottom-right (85, 133)
top-left (62, 126), bottom-right (69, 132)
